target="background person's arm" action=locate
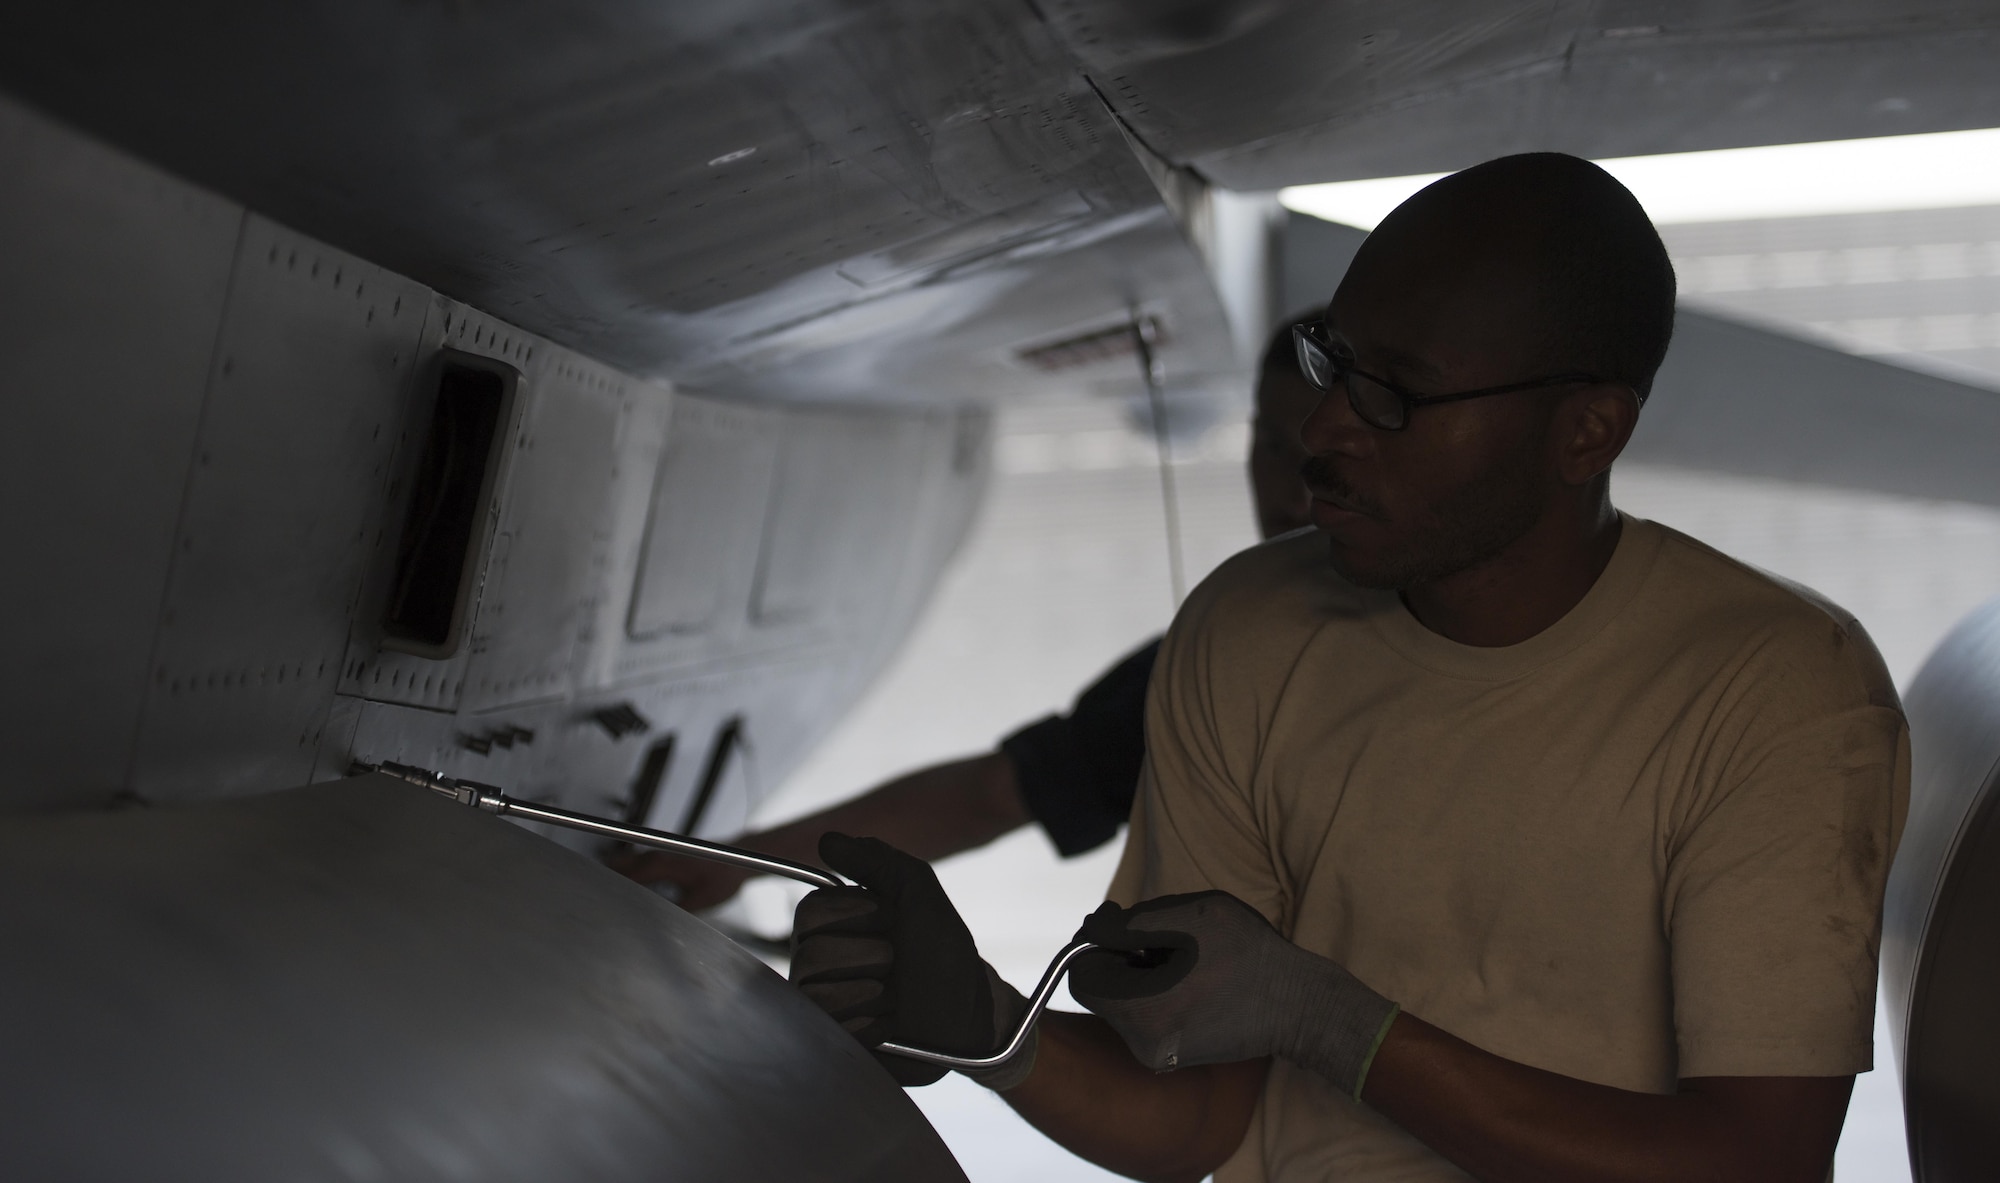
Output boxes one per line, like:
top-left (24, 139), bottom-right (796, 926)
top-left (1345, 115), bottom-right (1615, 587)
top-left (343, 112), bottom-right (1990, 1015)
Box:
top-left (615, 637), bottom-right (1159, 907)
top-left (612, 751), bottom-right (1028, 909)
top-left (1363, 1015), bottom-right (1851, 1183)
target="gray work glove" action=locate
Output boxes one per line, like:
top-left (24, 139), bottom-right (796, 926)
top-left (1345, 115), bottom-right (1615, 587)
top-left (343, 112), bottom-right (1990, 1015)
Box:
top-left (789, 833), bottom-right (1037, 1091)
top-left (1067, 891), bottom-right (1400, 1100)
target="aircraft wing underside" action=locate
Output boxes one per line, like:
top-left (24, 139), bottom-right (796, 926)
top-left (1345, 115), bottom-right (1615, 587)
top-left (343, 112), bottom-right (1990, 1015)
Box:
top-left (2, 1), bottom-right (1996, 406)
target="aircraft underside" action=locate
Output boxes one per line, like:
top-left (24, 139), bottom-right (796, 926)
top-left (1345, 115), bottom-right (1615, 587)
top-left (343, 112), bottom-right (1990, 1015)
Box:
top-left (1, 2), bottom-right (1997, 1178)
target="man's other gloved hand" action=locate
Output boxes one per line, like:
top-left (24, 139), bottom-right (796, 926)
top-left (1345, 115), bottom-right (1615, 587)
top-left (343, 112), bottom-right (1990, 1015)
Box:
top-left (1068, 890), bottom-right (1400, 1100)
top-left (790, 833), bottom-right (1028, 1088)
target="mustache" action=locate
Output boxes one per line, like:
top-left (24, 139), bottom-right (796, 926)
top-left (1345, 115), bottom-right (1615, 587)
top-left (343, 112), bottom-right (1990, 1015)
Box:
top-left (1298, 456), bottom-right (1385, 520)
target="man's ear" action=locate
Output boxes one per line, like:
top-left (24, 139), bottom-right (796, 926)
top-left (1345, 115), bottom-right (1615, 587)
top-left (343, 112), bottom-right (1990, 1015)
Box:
top-left (1554, 382), bottom-right (1639, 486)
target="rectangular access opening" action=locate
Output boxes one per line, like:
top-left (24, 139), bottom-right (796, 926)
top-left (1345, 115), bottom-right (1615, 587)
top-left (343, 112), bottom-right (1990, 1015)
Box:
top-left (382, 349), bottom-right (519, 658)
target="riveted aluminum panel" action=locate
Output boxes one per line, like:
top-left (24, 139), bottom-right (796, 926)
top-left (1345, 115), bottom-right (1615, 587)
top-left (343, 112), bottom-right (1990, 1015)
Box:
top-left (128, 216), bottom-right (428, 802)
top-left (713, 409), bottom-right (991, 809)
top-left (336, 669), bottom-right (780, 855)
top-left (0, 96), bottom-right (242, 810)
top-left (831, 405), bottom-right (991, 688)
top-left (871, 407), bottom-right (990, 645)
top-left (599, 396), bottom-right (801, 684)
top-left (752, 407), bottom-right (934, 629)
top-left (461, 317), bottom-right (631, 713)
top-left (561, 367), bottom-right (672, 698)
top-left (344, 693), bottom-right (558, 807)
top-left (0, 65), bottom-right (1004, 897)
top-left (625, 396), bottom-right (780, 639)
top-left (567, 371), bottom-right (674, 690)
top-left (587, 398), bottom-right (983, 693)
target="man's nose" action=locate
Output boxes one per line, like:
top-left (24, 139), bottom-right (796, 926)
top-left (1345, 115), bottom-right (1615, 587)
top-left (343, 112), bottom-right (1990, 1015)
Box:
top-left (1299, 387), bottom-right (1372, 457)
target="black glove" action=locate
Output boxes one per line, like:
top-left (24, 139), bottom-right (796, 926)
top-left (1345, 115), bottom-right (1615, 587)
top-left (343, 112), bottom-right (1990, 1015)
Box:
top-left (789, 833), bottom-right (995, 1087)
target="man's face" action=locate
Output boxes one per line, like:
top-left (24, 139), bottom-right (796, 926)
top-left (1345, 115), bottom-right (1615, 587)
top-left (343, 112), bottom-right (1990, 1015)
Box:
top-left (1298, 229), bottom-right (1564, 590)
top-left (1248, 367), bottom-right (1321, 539)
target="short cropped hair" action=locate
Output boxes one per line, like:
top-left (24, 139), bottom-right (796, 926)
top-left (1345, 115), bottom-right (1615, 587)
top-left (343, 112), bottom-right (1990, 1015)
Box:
top-left (1376, 153), bottom-right (1677, 401)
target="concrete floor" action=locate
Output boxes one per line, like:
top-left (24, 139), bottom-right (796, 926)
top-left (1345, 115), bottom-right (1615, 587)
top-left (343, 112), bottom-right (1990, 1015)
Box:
top-left (728, 395), bottom-right (2000, 1182)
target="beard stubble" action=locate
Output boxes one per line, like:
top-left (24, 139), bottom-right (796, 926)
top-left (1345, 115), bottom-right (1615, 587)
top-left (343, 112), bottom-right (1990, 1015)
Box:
top-left (1322, 432), bottom-right (1550, 591)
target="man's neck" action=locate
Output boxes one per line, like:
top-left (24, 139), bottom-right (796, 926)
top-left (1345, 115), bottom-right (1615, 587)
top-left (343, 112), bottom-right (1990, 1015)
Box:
top-left (1400, 497), bottom-right (1623, 648)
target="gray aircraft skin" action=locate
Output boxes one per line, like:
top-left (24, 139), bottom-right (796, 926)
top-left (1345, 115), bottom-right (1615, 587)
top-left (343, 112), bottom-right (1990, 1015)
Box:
top-left (1, 3), bottom-right (1997, 1179)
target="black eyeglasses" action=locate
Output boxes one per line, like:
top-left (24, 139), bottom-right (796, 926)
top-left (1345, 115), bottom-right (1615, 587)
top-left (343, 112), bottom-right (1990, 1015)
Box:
top-left (1291, 321), bottom-right (1605, 431)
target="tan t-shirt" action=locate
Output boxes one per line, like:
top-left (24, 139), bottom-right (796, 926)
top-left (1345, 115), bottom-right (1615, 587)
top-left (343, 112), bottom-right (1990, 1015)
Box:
top-left (1107, 515), bottom-right (1909, 1182)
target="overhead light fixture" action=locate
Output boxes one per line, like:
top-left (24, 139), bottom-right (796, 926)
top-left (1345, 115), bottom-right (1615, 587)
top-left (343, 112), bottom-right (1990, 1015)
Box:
top-left (1279, 126), bottom-right (2000, 229)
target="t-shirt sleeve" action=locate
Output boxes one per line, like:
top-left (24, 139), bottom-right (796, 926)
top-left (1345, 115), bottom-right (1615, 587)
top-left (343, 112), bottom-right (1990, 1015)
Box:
top-left (1664, 619), bottom-right (1910, 1079)
top-left (1106, 571), bottom-right (1289, 928)
top-left (1000, 638), bottom-right (1160, 857)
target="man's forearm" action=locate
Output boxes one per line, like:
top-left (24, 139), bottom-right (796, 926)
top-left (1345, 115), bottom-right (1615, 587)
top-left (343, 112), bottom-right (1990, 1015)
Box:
top-left (1000, 1011), bottom-right (1265, 1183)
top-left (1362, 1014), bottom-right (1853, 1183)
top-left (739, 752), bottom-right (1031, 867)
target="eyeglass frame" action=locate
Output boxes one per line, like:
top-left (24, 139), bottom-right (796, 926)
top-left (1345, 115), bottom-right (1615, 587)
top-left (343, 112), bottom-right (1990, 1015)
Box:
top-left (1290, 320), bottom-right (1609, 431)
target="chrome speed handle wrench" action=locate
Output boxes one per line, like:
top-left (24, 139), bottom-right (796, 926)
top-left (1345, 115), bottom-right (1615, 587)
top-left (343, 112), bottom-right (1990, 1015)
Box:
top-left (362, 760), bottom-right (1099, 1068)
top-left (875, 939), bottom-right (1099, 1070)
top-left (361, 760), bottom-right (841, 889)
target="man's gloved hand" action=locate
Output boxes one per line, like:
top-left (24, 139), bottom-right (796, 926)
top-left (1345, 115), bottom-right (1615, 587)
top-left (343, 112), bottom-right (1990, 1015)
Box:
top-left (789, 833), bottom-right (1033, 1089)
top-left (1068, 890), bottom-right (1400, 1100)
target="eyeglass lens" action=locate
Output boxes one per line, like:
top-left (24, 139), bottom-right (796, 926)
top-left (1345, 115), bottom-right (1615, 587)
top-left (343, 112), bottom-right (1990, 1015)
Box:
top-left (1295, 330), bottom-right (1409, 430)
top-left (1293, 332), bottom-right (1334, 390)
top-left (1347, 372), bottom-right (1406, 430)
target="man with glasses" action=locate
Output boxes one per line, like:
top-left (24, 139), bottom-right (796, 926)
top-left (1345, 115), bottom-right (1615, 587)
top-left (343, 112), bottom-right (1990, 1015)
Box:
top-left (790, 153), bottom-right (1905, 1182)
